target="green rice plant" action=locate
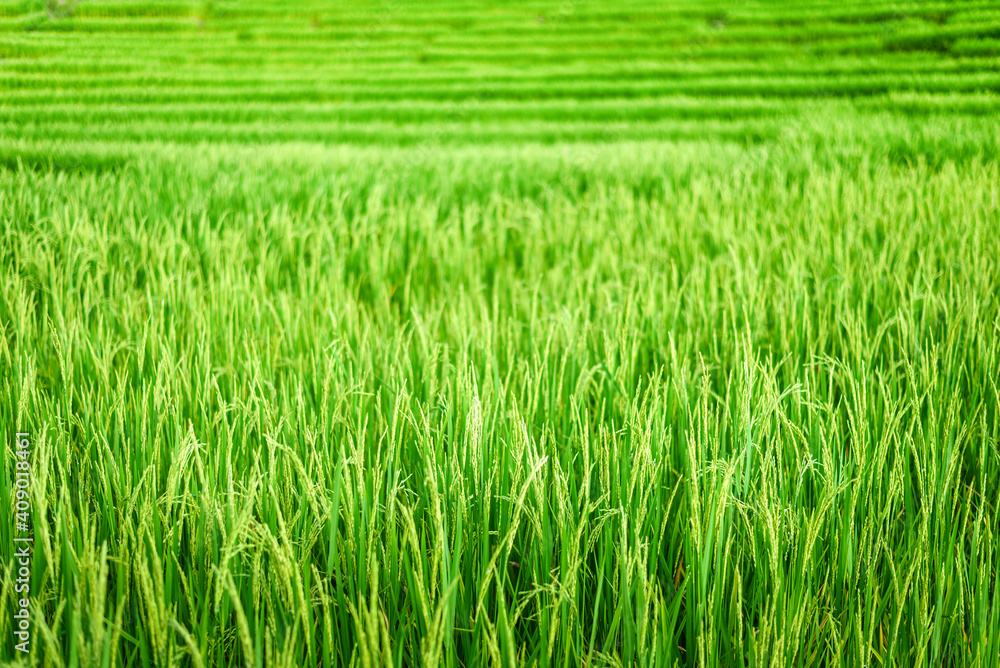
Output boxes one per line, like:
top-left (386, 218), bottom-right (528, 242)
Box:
top-left (2, 133), bottom-right (999, 667)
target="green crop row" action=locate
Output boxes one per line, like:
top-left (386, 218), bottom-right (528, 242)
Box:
top-left (4, 108), bottom-right (998, 157)
top-left (6, 93), bottom-right (999, 130)
top-left (5, 72), bottom-right (999, 105)
top-left (0, 96), bottom-right (802, 125)
top-left (5, 34), bottom-right (975, 68)
top-left (6, 53), bottom-right (995, 90)
top-left (0, 116), bottom-right (791, 147)
top-left (951, 37), bottom-right (1000, 56)
top-left (5, 49), bottom-right (977, 73)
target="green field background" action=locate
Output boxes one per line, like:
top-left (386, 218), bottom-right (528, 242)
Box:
top-left (1, 1), bottom-right (1000, 667)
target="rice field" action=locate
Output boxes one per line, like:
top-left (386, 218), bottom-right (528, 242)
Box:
top-left (1, 1), bottom-right (999, 667)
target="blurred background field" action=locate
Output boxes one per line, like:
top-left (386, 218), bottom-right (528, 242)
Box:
top-left (1, 0), bottom-right (1000, 160)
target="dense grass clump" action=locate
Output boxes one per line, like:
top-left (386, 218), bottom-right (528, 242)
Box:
top-left (2, 140), bottom-right (999, 667)
top-left (2, 0), bottom-right (1000, 667)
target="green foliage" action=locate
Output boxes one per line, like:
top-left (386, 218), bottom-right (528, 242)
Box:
top-left (1, 1), bottom-right (1000, 667)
